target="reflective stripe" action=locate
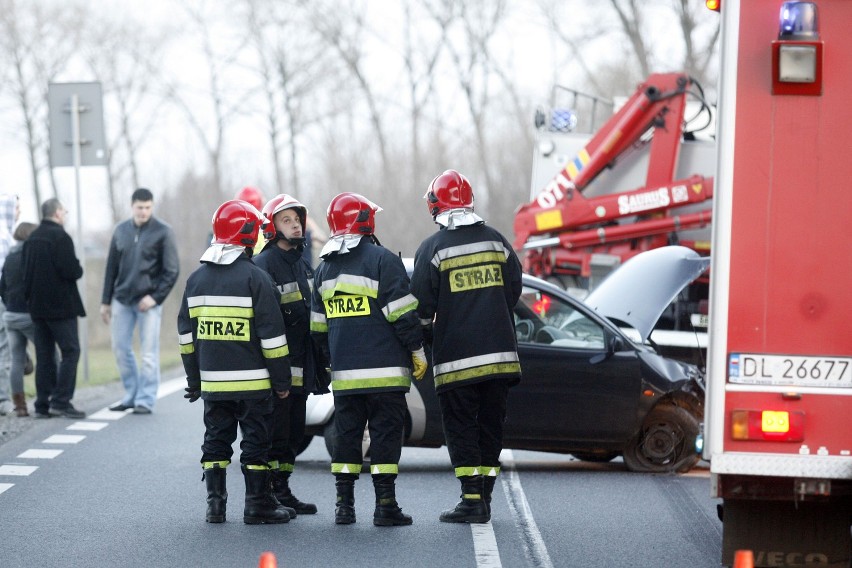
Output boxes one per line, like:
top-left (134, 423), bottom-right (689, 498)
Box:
top-left (430, 241), bottom-right (509, 270)
top-left (463, 493), bottom-right (483, 500)
top-left (434, 352), bottom-right (519, 377)
top-left (455, 466), bottom-right (480, 477)
top-left (261, 334), bottom-right (288, 358)
top-left (310, 311), bottom-right (327, 332)
top-left (331, 463), bottom-right (363, 474)
top-left (202, 378), bottom-right (272, 392)
top-left (435, 362), bottom-right (521, 387)
top-left (370, 463), bottom-right (399, 475)
top-left (178, 332), bottom-right (193, 345)
top-left (278, 282), bottom-right (302, 304)
top-left (419, 318), bottom-right (432, 326)
top-left (278, 463), bottom-right (294, 473)
top-left (382, 293), bottom-right (418, 322)
top-left (245, 464), bottom-right (270, 471)
top-left (202, 461), bottom-right (230, 469)
top-left (267, 460), bottom-right (280, 469)
top-left (480, 466), bottom-right (500, 477)
top-left (331, 367), bottom-right (411, 391)
top-left (319, 274), bottom-right (379, 300)
top-left (263, 345), bottom-right (289, 358)
top-left (291, 366), bottom-right (303, 387)
top-left (179, 343), bottom-right (194, 354)
top-left (201, 368), bottom-right (270, 381)
top-left (188, 295), bottom-right (253, 308)
top-left (189, 305), bottom-right (254, 319)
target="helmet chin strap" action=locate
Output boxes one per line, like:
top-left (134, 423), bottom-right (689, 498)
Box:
top-left (286, 236), bottom-right (306, 247)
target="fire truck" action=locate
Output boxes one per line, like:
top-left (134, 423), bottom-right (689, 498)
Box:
top-left (513, 72), bottom-right (715, 333)
top-left (705, 1), bottom-right (852, 566)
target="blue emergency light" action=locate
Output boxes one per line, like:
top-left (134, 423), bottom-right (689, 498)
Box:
top-left (778, 2), bottom-right (818, 40)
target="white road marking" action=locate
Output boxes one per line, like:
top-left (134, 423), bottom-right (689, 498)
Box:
top-left (501, 450), bottom-right (554, 568)
top-left (158, 377), bottom-right (187, 397)
top-left (42, 435), bottom-right (86, 444)
top-left (67, 421), bottom-right (109, 431)
top-left (87, 409), bottom-right (129, 420)
top-left (0, 483), bottom-right (13, 494)
top-left (0, 465), bottom-right (38, 476)
top-left (471, 521), bottom-right (502, 567)
top-left (18, 449), bottom-right (63, 459)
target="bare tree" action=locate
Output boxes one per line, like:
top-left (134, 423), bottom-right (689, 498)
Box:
top-left (0, 0), bottom-right (87, 206)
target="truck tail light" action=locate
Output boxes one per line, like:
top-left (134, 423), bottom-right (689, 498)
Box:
top-left (730, 409), bottom-right (805, 441)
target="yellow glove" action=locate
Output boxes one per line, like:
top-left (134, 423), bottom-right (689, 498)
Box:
top-left (411, 347), bottom-right (428, 381)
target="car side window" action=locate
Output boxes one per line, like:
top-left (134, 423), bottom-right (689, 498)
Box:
top-left (515, 286), bottom-right (605, 350)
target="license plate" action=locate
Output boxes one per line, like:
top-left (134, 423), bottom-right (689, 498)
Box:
top-left (729, 353), bottom-right (852, 388)
top-left (690, 313), bottom-right (709, 328)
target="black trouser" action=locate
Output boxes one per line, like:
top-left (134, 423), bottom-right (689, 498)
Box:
top-left (438, 379), bottom-right (509, 475)
top-left (32, 317), bottom-right (80, 414)
top-left (201, 396), bottom-right (274, 466)
top-left (269, 393), bottom-right (308, 465)
top-left (332, 392), bottom-right (406, 472)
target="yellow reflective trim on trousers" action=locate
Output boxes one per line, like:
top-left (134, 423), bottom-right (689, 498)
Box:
top-left (331, 463), bottom-right (363, 474)
top-left (179, 343), bottom-right (194, 354)
top-left (481, 466), bottom-right (501, 476)
top-left (201, 378), bottom-right (271, 392)
top-left (369, 463), bottom-right (399, 475)
top-left (310, 321), bottom-right (328, 333)
top-left (463, 493), bottom-right (483, 500)
top-left (455, 466), bottom-right (480, 477)
top-left (331, 376), bottom-right (410, 391)
top-left (203, 461), bottom-right (230, 469)
top-left (280, 291), bottom-right (302, 304)
top-left (268, 460), bottom-right (280, 469)
top-left (438, 251), bottom-right (506, 272)
top-left (246, 464), bottom-right (270, 471)
top-left (435, 362), bottom-right (521, 388)
top-left (262, 345), bottom-right (289, 358)
top-left (278, 463), bottom-right (294, 472)
top-left (188, 306), bottom-right (254, 318)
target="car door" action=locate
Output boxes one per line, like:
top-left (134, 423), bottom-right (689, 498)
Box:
top-left (505, 283), bottom-right (644, 449)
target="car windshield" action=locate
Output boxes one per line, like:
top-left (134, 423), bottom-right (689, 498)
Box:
top-left (515, 286), bottom-right (605, 349)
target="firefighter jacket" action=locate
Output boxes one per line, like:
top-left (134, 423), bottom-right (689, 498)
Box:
top-left (411, 221), bottom-right (523, 393)
top-left (254, 243), bottom-right (329, 395)
top-left (178, 253), bottom-right (291, 401)
top-left (310, 238), bottom-right (423, 397)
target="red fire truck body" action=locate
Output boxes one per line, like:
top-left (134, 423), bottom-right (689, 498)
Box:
top-left (705, 1), bottom-right (852, 566)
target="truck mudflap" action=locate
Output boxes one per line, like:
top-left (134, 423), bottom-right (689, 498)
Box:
top-left (720, 499), bottom-right (852, 567)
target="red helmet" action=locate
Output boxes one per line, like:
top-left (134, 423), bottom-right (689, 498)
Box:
top-left (424, 169), bottom-right (474, 217)
top-left (212, 200), bottom-right (263, 247)
top-left (234, 186), bottom-right (264, 211)
top-left (262, 194), bottom-right (308, 240)
top-left (326, 192), bottom-right (381, 237)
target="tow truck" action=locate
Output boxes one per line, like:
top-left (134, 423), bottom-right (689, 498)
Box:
top-left (514, 72), bottom-right (715, 334)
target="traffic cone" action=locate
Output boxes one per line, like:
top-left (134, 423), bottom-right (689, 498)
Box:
top-left (733, 550), bottom-right (753, 568)
top-left (258, 551), bottom-right (277, 568)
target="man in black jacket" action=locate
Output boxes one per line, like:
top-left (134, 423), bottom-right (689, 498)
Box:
top-left (100, 188), bottom-right (179, 414)
top-left (22, 198), bottom-right (87, 419)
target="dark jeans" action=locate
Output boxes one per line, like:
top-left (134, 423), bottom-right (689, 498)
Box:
top-left (33, 317), bottom-right (81, 414)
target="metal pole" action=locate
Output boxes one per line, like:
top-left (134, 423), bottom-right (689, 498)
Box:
top-left (70, 94), bottom-right (90, 383)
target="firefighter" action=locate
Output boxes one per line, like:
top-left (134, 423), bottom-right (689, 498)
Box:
top-left (310, 192), bottom-right (426, 527)
top-left (410, 170), bottom-right (522, 524)
top-left (178, 199), bottom-right (292, 525)
top-left (254, 194), bottom-right (330, 516)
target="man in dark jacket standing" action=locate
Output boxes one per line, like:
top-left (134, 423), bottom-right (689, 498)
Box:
top-left (411, 170), bottom-right (522, 524)
top-left (22, 198), bottom-right (87, 419)
top-left (100, 188), bottom-right (179, 414)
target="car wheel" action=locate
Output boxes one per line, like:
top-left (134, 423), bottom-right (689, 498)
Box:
top-left (294, 435), bottom-right (313, 456)
top-left (571, 451), bottom-right (619, 463)
top-left (623, 404), bottom-right (700, 473)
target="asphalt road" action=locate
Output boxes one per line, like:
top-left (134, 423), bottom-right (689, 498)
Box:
top-left (0, 374), bottom-right (724, 568)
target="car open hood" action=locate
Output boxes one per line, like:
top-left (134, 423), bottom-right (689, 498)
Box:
top-left (584, 246), bottom-right (710, 343)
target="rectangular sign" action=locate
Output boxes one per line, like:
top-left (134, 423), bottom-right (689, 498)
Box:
top-left (47, 82), bottom-right (107, 167)
top-left (728, 353), bottom-right (852, 388)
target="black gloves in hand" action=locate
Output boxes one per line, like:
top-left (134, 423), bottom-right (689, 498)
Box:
top-left (184, 387), bottom-right (201, 403)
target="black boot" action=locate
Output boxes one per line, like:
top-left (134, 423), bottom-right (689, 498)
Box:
top-left (439, 475), bottom-right (490, 524)
top-left (203, 465), bottom-right (227, 523)
top-left (267, 470), bottom-right (297, 519)
top-left (272, 470), bottom-right (317, 515)
top-left (335, 475), bottom-right (356, 525)
top-left (373, 475), bottom-right (413, 527)
top-left (483, 476), bottom-right (496, 516)
top-left (242, 466), bottom-right (290, 524)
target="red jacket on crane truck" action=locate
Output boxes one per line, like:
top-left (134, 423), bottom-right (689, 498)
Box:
top-left (705, 1), bottom-right (852, 566)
